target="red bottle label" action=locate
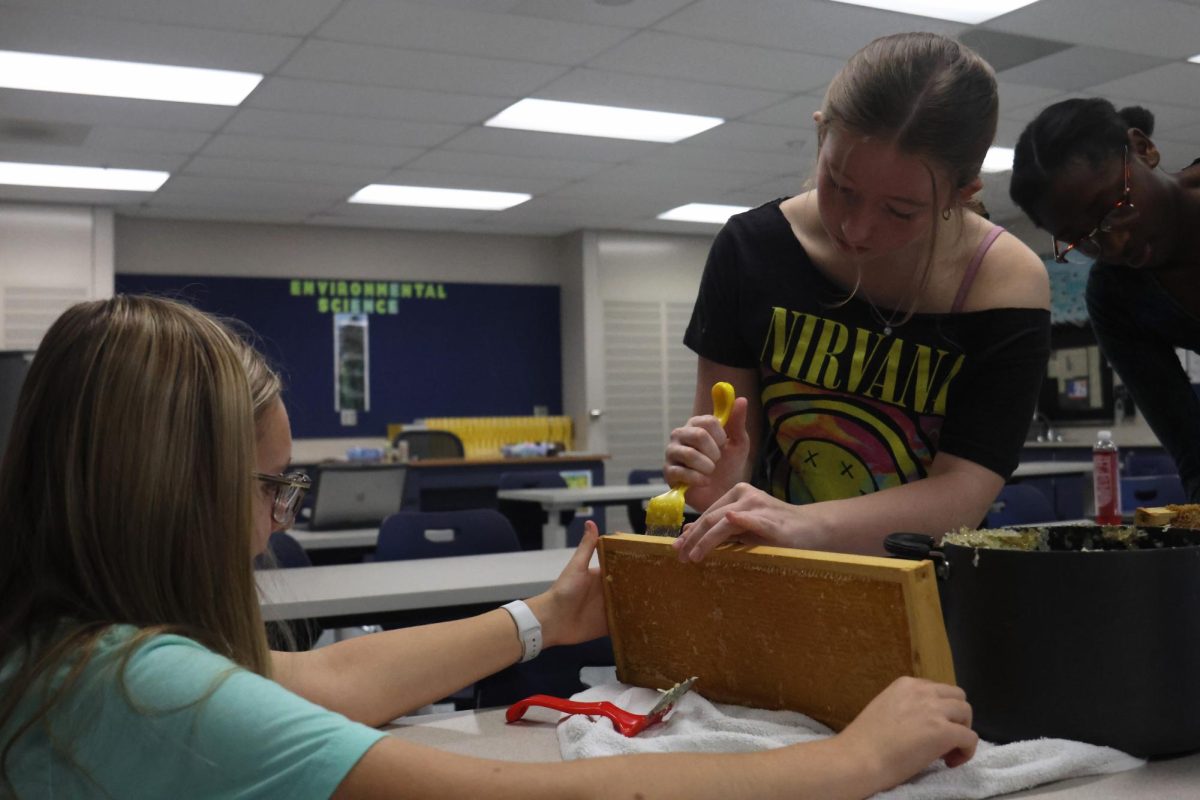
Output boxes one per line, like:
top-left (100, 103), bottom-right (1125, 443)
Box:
top-left (1093, 449), bottom-right (1121, 525)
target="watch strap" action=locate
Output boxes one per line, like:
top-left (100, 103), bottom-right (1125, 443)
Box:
top-left (502, 599), bottom-right (542, 662)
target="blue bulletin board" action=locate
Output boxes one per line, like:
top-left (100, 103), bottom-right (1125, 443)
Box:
top-left (113, 274), bottom-right (562, 438)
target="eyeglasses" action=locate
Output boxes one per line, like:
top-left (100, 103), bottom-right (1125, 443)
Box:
top-left (1052, 146), bottom-right (1139, 263)
top-left (254, 471), bottom-right (311, 526)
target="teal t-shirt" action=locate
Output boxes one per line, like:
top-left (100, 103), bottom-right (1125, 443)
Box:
top-left (1, 626), bottom-right (387, 799)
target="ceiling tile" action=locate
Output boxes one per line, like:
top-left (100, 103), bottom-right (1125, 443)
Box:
top-left (280, 39), bottom-right (569, 96)
top-left (1098, 96), bottom-right (1200, 135)
top-left (587, 31), bottom-right (846, 93)
top-left (83, 126), bottom-right (213, 154)
top-left (724, 178), bottom-right (806, 204)
top-left (248, 77), bottom-right (508, 123)
top-left (1087, 63), bottom-right (1200, 112)
top-left (373, 168), bottom-right (568, 195)
top-left (998, 46), bottom-right (1168, 92)
top-left (985, 0), bottom-right (1200, 59)
top-left (318, 0), bottom-right (631, 65)
top-left (0, 143), bottom-right (184, 171)
top-left (532, 68), bottom-right (788, 119)
top-left (957, 29), bottom-right (1072, 72)
top-left (996, 81), bottom-right (1063, 117)
top-left (223, 108), bottom-right (463, 148)
top-left (631, 144), bottom-right (803, 175)
top-left (0, 0), bottom-right (342, 36)
top-left (508, 0), bottom-right (695, 27)
top-left (181, 156), bottom-right (387, 186)
top-left (742, 93), bottom-right (825, 127)
top-left (684, 121), bottom-right (810, 155)
top-left (656, 0), bottom-right (965, 59)
top-left (555, 162), bottom-right (766, 197)
top-left (401, 149), bottom-right (608, 181)
top-left (201, 133), bottom-right (425, 168)
top-left (0, 117), bottom-right (89, 146)
top-left (0, 6), bottom-right (299, 71)
top-left (502, 193), bottom-right (669, 219)
top-left (0, 184), bottom-right (159, 204)
top-left (313, 202), bottom-right (491, 228)
top-left (154, 174), bottom-right (358, 205)
top-left (0, 89), bottom-right (235, 130)
top-left (445, 127), bottom-right (660, 163)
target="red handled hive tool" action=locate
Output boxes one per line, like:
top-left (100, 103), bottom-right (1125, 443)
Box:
top-left (505, 676), bottom-right (698, 737)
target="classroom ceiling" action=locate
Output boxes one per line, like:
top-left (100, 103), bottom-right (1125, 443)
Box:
top-left (1, 0), bottom-right (1200, 238)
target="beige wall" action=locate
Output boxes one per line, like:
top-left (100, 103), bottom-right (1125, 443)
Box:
top-left (115, 217), bottom-right (564, 285)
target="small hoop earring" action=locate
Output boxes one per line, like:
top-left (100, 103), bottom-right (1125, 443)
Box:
top-left (941, 208), bottom-right (953, 221)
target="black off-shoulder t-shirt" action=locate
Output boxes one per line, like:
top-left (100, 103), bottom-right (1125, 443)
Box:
top-left (684, 199), bottom-right (1050, 504)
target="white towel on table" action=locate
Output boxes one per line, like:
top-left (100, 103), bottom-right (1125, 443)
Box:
top-left (556, 683), bottom-right (1144, 799)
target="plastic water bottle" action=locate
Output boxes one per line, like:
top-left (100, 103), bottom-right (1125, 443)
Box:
top-left (1093, 430), bottom-right (1121, 525)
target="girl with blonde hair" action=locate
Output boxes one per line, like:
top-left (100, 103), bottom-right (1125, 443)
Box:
top-left (0, 295), bottom-right (975, 798)
top-left (668, 32), bottom-right (1052, 560)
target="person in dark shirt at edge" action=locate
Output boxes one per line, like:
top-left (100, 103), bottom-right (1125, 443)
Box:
top-left (1010, 98), bottom-right (1200, 502)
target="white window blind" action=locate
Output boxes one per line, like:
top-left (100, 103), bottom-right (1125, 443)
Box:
top-left (603, 299), bottom-right (696, 532)
top-left (2, 285), bottom-right (89, 349)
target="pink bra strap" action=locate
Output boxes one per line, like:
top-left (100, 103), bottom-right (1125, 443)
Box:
top-left (951, 225), bottom-right (1005, 313)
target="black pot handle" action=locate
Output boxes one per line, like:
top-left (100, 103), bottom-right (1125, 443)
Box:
top-left (884, 532), bottom-right (936, 558)
top-left (884, 533), bottom-right (950, 580)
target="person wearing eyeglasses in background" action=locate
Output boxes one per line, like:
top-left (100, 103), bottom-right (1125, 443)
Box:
top-left (1010, 98), bottom-right (1200, 502)
top-left (0, 295), bottom-right (978, 798)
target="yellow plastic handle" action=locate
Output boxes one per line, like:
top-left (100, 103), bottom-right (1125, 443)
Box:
top-left (712, 381), bottom-right (735, 429)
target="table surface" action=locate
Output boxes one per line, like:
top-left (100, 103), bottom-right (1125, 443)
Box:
top-left (385, 708), bottom-right (1200, 799)
top-left (1010, 460), bottom-right (1094, 478)
top-left (289, 524), bottom-right (379, 550)
top-left (257, 548), bottom-right (573, 621)
top-left (496, 483), bottom-right (664, 506)
top-left (404, 453), bottom-right (610, 468)
top-left (290, 484), bottom-right (666, 550)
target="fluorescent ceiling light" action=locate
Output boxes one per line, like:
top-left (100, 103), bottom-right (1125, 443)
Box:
top-left (981, 146), bottom-right (1015, 174)
top-left (349, 184), bottom-right (531, 211)
top-left (0, 50), bottom-right (262, 106)
top-left (485, 98), bottom-right (723, 143)
top-left (658, 203), bottom-right (751, 224)
top-left (1189, 54), bottom-right (1200, 64)
top-left (0, 161), bottom-right (169, 191)
top-left (828, 0), bottom-right (1040, 24)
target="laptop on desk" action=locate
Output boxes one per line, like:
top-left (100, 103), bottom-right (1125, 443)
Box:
top-left (307, 464), bottom-right (406, 531)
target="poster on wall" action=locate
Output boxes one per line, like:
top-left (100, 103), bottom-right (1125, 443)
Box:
top-left (334, 313), bottom-right (369, 417)
top-left (113, 273), bottom-right (563, 438)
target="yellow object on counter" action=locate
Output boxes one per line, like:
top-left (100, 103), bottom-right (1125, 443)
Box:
top-left (393, 415), bottom-right (574, 458)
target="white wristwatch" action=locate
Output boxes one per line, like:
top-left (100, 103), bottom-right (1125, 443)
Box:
top-left (502, 600), bottom-right (543, 663)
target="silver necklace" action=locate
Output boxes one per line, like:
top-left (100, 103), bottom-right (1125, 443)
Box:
top-left (863, 294), bottom-right (905, 336)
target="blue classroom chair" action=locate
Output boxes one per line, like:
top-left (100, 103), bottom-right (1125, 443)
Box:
top-left (254, 531), bottom-right (321, 651)
top-left (392, 429), bottom-right (465, 460)
top-left (373, 509), bottom-right (520, 561)
top-left (1121, 475), bottom-right (1186, 511)
top-left (1125, 452), bottom-right (1179, 477)
top-left (985, 484), bottom-right (1056, 527)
